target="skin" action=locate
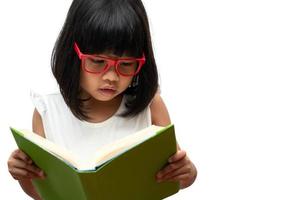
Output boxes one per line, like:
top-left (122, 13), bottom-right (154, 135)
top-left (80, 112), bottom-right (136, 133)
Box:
top-left (7, 109), bottom-right (46, 200)
top-left (150, 93), bottom-right (197, 189)
top-left (79, 52), bottom-right (134, 122)
top-left (7, 53), bottom-right (197, 199)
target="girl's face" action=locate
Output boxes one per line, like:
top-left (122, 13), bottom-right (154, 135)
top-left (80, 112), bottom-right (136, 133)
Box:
top-left (79, 52), bottom-right (134, 102)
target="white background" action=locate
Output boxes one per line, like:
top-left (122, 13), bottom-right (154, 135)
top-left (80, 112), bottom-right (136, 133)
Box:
top-left (1, 0), bottom-right (300, 199)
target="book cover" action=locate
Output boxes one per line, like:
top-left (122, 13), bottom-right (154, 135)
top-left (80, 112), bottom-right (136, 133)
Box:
top-left (11, 124), bottom-right (180, 200)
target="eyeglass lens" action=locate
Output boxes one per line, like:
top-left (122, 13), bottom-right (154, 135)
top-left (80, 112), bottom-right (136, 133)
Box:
top-left (84, 57), bottom-right (139, 75)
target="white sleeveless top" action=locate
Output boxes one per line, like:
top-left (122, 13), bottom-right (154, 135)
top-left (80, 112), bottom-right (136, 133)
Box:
top-left (31, 91), bottom-right (152, 160)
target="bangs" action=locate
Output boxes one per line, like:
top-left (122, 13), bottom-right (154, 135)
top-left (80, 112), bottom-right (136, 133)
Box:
top-left (75, 1), bottom-right (145, 57)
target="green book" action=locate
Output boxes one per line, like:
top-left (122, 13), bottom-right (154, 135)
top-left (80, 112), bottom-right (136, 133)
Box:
top-left (10, 124), bottom-right (179, 200)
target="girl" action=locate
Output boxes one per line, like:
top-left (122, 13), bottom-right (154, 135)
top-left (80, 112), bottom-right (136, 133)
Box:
top-left (7, 0), bottom-right (197, 199)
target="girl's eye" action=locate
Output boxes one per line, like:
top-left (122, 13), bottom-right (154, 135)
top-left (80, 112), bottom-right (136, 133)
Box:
top-left (92, 59), bottom-right (105, 64)
top-left (119, 61), bottom-right (135, 67)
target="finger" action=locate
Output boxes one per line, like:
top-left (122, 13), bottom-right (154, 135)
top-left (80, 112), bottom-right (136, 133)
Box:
top-left (161, 166), bottom-right (191, 180)
top-left (8, 158), bottom-right (43, 177)
top-left (156, 159), bottom-right (187, 179)
top-left (168, 150), bottom-right (186, 163)
top-left (9, 168), bottom-right (40, 180)
top-left (13, 149), bottom-right (32, 163)
top-left (25, 163), bottom-right (44, 176)
top-left (166, 173), bottom-right (190, 182)
top-left (8, 158), bottom-right (27, 169)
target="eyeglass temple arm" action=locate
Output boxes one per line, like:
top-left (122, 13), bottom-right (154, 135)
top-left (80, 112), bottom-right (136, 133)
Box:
top-left (74, 42), bottom-right (82, 59)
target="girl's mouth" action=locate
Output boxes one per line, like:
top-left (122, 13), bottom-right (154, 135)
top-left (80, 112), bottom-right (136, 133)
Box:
top-left (98, 88), bottom-right (117, 96)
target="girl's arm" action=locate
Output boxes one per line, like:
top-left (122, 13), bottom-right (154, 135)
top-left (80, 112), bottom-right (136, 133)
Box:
top-left (18, 109), bottom-right (46, 200)
top-left (150, 93), bottom-right (197, 189)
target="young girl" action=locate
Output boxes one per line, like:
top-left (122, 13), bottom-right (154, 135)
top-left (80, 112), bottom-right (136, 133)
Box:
top-left (7, 0), bottom-right (197, 199)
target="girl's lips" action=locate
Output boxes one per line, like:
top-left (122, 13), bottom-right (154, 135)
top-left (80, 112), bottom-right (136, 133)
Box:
top-left (98, 88), bottom-right (117, 96)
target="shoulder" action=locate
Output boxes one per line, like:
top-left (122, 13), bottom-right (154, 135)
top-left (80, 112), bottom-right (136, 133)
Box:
top-left (31, 91), bottom-right (62, 102)
top-left (31, 90), bottom-right (64, 112)
top-left (150, 93), bottom-right (171, 126)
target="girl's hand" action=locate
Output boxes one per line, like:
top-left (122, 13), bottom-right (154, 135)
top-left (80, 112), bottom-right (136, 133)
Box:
top-left (156, 150), bottom-right (197, 189)
top-left (7, 149), bottom-right (46, 180)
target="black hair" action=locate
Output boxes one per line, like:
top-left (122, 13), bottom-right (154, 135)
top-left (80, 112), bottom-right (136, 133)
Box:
top-left (51, 0), bottom-right (158, 120)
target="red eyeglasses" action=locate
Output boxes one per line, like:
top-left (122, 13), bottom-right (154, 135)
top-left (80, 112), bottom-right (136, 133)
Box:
top-left (74, 42), bottom-right (145, 77)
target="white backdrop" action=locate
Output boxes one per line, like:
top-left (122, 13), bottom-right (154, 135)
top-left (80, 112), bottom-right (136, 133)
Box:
top-left (1, 0), bottom-right (300, 199)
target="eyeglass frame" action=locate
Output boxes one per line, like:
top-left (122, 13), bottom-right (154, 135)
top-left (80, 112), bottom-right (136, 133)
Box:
top-left (73, 42), bottom-right (146, 77)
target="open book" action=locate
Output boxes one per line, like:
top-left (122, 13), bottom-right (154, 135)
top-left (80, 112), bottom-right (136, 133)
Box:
top-left (10, 124), bottom-right (179, 200)
top-left (11, 125), bottom-right (167, 171)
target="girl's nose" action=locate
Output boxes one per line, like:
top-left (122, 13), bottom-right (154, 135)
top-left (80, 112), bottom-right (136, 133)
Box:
top-left (102, 64), bottom-right (119, 82)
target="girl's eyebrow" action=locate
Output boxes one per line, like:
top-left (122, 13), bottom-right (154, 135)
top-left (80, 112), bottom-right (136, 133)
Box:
top-left (92, 53), bottom-right (136, 59)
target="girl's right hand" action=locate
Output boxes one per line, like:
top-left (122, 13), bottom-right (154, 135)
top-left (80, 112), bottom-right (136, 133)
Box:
top-left (7, 149), bottom-right (45, 180)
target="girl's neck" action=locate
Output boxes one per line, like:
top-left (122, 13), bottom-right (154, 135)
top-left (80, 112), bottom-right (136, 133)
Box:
top-left (82, 94), bottom-right (123, 123)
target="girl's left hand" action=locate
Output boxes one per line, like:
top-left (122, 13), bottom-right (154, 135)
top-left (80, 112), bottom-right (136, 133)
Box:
top-left (155, 150), bottom-right (197, 189)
